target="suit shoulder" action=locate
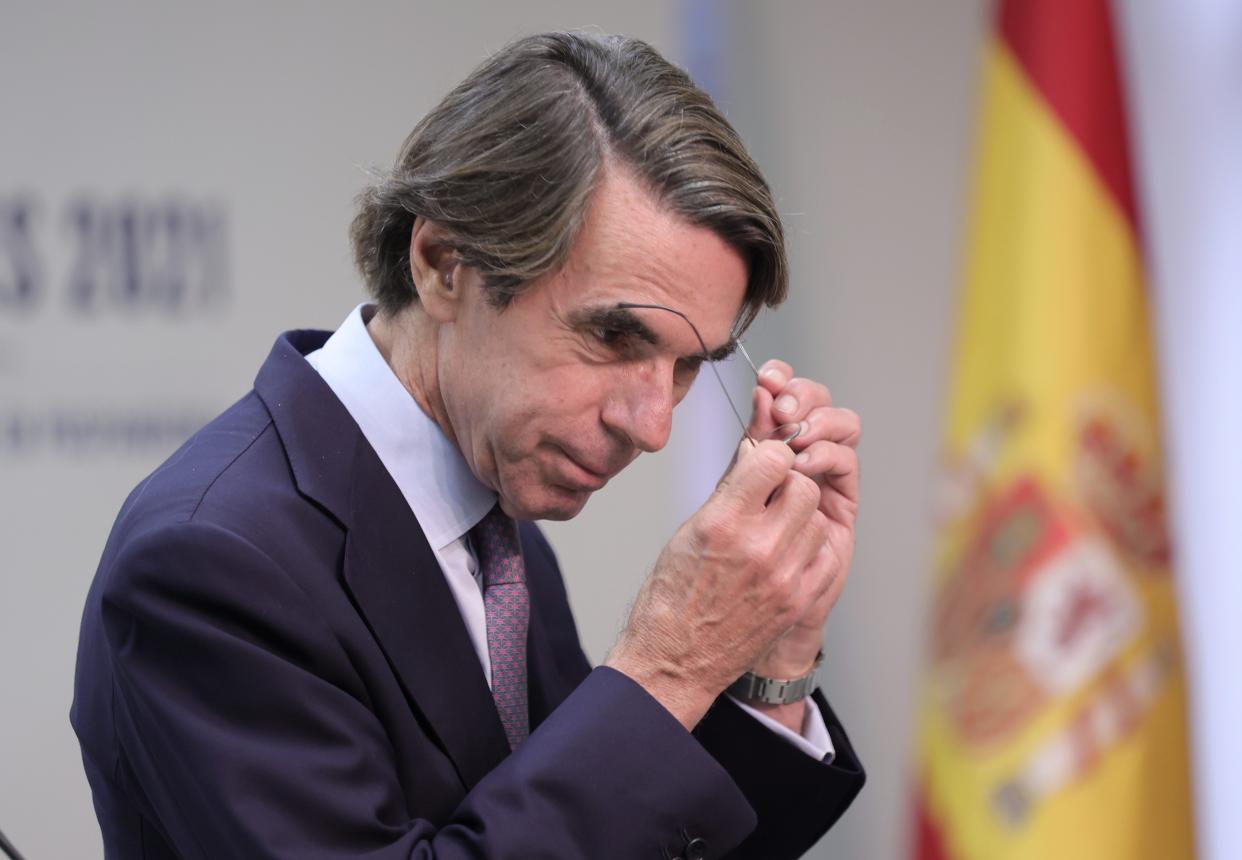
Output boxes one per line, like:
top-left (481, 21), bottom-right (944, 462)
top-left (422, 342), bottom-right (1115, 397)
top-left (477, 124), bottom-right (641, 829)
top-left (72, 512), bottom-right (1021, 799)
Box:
top-left (112, 391), bottom-right (277, 533)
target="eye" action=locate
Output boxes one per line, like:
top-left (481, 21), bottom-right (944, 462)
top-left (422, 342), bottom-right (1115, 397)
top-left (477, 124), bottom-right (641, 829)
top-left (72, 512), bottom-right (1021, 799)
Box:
top-left (590, 326), bottom-right (634, 350)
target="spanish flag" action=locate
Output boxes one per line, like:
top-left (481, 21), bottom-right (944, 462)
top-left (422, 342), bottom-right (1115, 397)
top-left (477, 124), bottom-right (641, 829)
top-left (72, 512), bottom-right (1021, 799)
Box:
top-left (913, 1), bottom-right (1196, 858)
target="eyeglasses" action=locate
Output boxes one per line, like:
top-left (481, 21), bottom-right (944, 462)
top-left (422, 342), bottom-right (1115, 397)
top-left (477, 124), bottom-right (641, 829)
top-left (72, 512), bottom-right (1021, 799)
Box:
top-left (614, 302), bottom-right (800, 448)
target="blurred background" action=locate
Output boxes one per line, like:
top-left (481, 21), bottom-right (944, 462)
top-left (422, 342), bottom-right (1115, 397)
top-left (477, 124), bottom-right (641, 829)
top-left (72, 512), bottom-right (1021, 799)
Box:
top-left (2, 1), bottom-right (1238, 858)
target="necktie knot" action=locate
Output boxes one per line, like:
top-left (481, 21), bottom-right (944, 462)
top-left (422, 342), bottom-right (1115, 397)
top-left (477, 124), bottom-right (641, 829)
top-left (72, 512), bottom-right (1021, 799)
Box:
top-left (472, 505), bottom-right (525, 587)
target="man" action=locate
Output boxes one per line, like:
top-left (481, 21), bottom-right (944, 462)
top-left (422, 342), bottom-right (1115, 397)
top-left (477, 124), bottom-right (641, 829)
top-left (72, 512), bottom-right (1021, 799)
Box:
top-left (72, 32), bottom-right (864, 859)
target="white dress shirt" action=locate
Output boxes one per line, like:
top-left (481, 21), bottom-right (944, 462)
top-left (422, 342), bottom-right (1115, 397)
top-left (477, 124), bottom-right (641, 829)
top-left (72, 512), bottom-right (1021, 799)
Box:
top-left (306, 304), bottom-right (834, 762)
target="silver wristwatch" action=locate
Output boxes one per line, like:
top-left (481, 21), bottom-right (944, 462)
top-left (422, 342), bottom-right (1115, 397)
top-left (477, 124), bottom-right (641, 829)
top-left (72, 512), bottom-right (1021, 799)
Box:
top-left (726, 650), bottom-right (823, 705)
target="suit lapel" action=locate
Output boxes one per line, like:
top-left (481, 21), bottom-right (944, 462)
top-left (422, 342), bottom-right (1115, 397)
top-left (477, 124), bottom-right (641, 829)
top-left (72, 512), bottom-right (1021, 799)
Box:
top-left (255, 331), bottom-right (511, 792)
top-left (341, 438), bottom-right (512, 791)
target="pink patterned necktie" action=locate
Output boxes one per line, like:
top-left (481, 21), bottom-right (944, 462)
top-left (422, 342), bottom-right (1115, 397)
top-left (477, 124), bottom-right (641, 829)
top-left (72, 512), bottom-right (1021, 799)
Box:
top-left (470, 505), bottom-right (530, 751)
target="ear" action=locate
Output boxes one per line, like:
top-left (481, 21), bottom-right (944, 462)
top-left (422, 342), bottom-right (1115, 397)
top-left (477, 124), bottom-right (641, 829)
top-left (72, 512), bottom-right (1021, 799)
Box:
top-left (409, 216), bottom-right (462, 323)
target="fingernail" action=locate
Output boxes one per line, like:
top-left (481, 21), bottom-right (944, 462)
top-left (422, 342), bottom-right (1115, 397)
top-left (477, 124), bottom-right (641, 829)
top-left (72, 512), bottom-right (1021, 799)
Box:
top-left (776, 423), bottom-right (801, 443)
top-left (775, 394), bottom-right (797, 414)
top-left (795, 452), bottom-right (810, 465)
top-left (761, 368), bottom-right (782, 381)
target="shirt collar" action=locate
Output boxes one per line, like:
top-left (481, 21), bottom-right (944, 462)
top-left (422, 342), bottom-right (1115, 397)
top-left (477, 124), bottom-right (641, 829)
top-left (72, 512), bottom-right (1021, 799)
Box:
top-left (305, 303), bottom-right (495, 550)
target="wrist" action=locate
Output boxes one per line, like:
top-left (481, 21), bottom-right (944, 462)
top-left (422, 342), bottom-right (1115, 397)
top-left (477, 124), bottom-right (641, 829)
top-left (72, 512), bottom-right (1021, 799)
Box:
top-left (728, 648), bottom-right (822, 707)
top-left (752, 628), bottom-right (823, 679)
top-left (604, 636), bottom-right (716, 731)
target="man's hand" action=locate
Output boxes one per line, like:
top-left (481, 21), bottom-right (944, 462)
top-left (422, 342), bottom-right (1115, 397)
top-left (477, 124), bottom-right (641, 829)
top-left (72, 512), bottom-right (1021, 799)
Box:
top-left (605, 440), bottom-right (837, 730)
top-left (745, 360), bottom-right (860, 684)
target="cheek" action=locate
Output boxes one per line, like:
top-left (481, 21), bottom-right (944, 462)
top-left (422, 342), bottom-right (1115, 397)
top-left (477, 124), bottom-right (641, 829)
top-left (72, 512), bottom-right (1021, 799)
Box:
top-left (496, 369), bottom-right (608, 447)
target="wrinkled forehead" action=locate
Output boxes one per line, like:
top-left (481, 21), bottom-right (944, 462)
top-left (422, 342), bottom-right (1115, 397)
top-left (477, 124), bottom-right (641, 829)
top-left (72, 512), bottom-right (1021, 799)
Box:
top-left (548, 167), bottom-right (752, 351)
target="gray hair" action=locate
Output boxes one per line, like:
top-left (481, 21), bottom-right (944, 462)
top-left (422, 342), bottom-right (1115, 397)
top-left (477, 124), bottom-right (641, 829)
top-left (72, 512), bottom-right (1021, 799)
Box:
top-left (351, 31), bottom-right (787, 332)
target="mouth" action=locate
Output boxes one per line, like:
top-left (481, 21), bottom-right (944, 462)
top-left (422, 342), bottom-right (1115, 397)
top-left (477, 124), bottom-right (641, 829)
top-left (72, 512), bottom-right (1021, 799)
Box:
top-left (549, 443), bottom-right (616, 492)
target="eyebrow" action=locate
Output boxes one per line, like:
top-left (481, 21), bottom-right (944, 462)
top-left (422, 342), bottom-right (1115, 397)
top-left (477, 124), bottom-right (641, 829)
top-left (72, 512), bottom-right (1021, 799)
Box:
top-left (574, 304), bottom-right (739, 362)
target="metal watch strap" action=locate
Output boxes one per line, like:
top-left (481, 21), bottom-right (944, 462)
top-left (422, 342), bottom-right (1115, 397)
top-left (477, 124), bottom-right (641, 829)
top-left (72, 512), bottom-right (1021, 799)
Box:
top-left (726, 650), bottom-right (823, 705)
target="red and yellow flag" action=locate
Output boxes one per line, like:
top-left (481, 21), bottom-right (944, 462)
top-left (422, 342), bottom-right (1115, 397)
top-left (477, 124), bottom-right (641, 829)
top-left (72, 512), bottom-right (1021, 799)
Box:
top-left (913, 1), bottom-right (1195, 857)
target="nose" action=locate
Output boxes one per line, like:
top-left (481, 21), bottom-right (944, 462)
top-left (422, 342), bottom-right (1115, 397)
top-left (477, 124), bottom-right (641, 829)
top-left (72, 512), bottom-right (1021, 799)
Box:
top-left (601, 362), bottom-right (676, 454)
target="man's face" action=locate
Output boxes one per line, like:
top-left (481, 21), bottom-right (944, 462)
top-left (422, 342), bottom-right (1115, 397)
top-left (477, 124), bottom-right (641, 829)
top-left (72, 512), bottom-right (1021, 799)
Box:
top-left (436, 168), bottom-right (748, 520)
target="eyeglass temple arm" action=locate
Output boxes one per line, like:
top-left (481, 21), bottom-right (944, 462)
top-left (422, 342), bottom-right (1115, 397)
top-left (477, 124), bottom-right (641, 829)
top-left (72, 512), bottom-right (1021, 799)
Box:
top-left (613, 303), bottom-right (803, 448)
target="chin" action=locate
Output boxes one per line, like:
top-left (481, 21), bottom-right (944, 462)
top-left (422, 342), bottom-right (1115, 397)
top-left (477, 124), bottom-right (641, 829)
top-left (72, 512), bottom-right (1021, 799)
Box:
top-left (501, 482), bottom-right (594, 522)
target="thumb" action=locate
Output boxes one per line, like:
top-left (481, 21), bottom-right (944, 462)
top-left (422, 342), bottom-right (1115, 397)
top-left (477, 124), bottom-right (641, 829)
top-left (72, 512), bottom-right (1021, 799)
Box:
top-left (717, 439), bottom-right (794, 512)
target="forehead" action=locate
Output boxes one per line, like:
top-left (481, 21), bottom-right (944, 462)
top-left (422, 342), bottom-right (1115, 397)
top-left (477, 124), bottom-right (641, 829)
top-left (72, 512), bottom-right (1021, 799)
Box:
top-left (548, 167), bottom-right (749, 349)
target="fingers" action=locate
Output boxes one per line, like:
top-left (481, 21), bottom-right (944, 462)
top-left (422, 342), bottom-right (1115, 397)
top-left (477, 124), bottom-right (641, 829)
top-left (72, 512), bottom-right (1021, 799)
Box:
top-left (742, 354), bottom-right (861, 529)
top-left (750, 358), bottom-right (833, 427)
top-left (754, 359), bottom-right (794, 397)
top-left (792, 439), bottom-right (860, 483)
top-left (717, 439), bottom-right (795, 511)
top-left (778, 406), bottom-right (862, 452)
top-left (765, 469), bottom-right (825, 544)
top-left (789, 439), bottom-right (859, 487)
top-left (770, 376), bottom-right (832, 425)
top-left (793, 442), bottom-right (861, 522)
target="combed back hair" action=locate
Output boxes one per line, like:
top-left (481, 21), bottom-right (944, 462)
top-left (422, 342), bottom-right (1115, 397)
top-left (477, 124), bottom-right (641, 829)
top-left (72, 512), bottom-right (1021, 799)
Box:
top-left (351, 31), bottom-right (787, 332)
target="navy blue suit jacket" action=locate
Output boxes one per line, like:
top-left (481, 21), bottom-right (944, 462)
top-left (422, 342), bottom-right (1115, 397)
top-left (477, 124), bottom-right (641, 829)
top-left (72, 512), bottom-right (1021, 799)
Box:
top-left (71, 330), bottom-right (864, 859)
